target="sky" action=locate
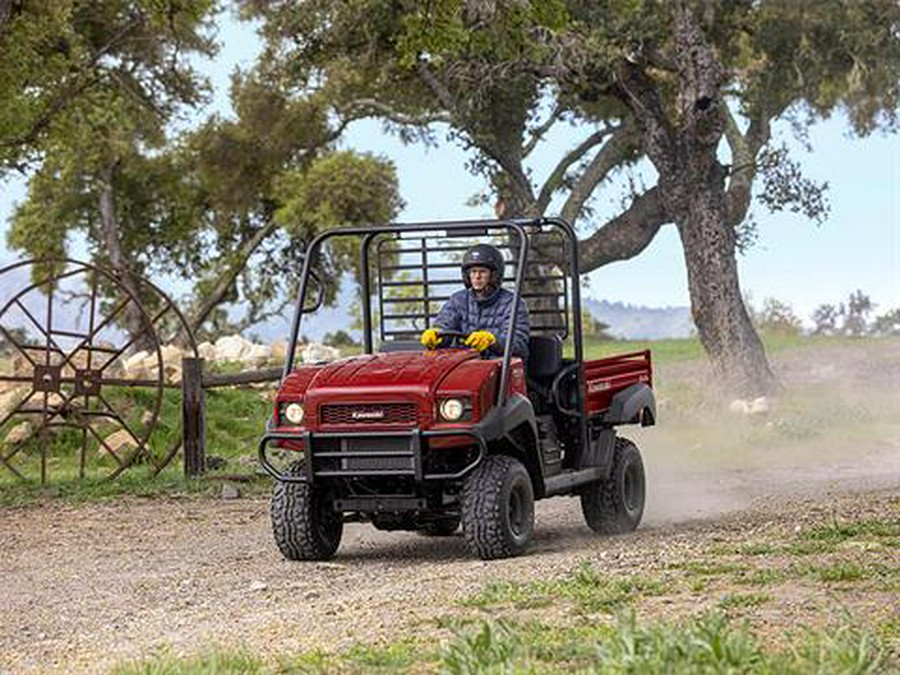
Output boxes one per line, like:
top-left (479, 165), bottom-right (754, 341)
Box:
top-left (1, 11), bottom-right (898, 328)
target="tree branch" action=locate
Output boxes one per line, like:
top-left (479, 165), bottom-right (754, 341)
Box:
top-left (0, 0), bottom-right (17, 36)
top-left (522, 103), bottom-right (563, 157)
top-left (187, 217), bottom-right (280, 334)
top-left (613, 59), bottom-right (677, 168)
top-left (578, 187), bottom-right (669, 272)
top-left (559, 121), bottom-right (638, 223)
top-left (535, 122), bottom-right (621, 214)
top-left (416, 59), bottom-right (459, 112)
top-left (341, 98), bottom-right (452, 126)
top-left (723, 107), bottom-right (772, 227)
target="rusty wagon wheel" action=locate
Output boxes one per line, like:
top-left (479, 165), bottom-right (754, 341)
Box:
top-left (0, 259), bottom-right (197, 484)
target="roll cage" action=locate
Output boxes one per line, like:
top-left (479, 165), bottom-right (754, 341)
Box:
top-left (283, 217), bottom-right (587, 439)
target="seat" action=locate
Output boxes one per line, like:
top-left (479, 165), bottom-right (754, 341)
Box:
top-left (527, 334), bottom-right (563, 381)
top-left (526, 334), bottom-right (563, 414)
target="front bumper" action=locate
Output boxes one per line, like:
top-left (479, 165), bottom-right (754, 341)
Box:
top-left (258, 427), bottom-right (487, 484)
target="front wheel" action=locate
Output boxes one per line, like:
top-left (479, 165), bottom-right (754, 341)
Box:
top-left (580, 437), bottom-right (645, 534)
top-left (462, 455), bottom-right (534, 559)
top-left (271, 463), bottom-right (343, 560)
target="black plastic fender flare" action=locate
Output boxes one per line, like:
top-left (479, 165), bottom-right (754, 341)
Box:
top-left (606, 383), bottom-right (656, 426)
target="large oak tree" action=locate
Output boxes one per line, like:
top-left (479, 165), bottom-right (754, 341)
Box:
top-left (240, 0), bottom-right (900, 396)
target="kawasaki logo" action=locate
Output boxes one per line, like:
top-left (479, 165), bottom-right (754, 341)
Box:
top-left (351, 409), bottom-right (385, 420)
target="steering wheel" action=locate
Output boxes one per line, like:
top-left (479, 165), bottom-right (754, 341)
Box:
top-left (433, 330), bottom-right (471, 348)
top-left (432, 331), bottom-right (498, 358)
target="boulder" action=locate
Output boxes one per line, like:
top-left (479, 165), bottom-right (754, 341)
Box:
top-left (197, 341), bottom-right (216, 360)
top-left (241, 343), bottom-right (271, 366)
top-left (749, 396), bottom-right (770, 415)
top-left (100, 429), bottom-right (138, 456)
top-left (728, 399), bottom-right (750, 415)
top-left (214, 334), bottom-right (250, 362)
top-left (270, 340), bottom-right (288, 361)
top-left (159, 344), bottom-right (183, 366)
top-left (123, 350), bottom-right (151, 372)
top-left (0, 386), bottom-right (27, 417)
top-left (300, 343), bottom-right (340, 364)
top-left (3, 421), bottom-right (33, 446)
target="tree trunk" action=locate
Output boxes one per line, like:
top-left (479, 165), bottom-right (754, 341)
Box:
top-left (97, 164), bottom-right (155, 351)
top-left (677, 168), bottom-right (778, 397)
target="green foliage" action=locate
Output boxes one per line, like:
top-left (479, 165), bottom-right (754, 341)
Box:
top-left (0, 1), bottom-right (217, 175)
top-left (276, 151), bottom-right (403, 234)
top-left (0, 385), bottom-right (272, 506)
top-left (802, 517), bottom-right (900, 543)
top-left (112, 646), bottom-right (264, 675)
top-left (810, 290), bottom-right (897, 337)
top-left (755, 297), bottom-right (804, 337)
top-left (322, 329), bottom-right (359, 348)
top-left (581, 310), bottom-right (614, 339)
top-left (437, 611), bottom-right (889, 674)
top-left (463, 561), bottom-right (666, 614)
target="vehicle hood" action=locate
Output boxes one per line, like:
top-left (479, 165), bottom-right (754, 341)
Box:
top-left (307, 350), bottom-right (479, 393)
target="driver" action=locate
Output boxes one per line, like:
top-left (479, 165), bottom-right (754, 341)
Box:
top-left (420, 243), bottom-right (530, 358)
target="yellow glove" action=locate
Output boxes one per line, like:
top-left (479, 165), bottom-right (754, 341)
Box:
top-left (464, 330), bottom-right (497, 352)
top-left (420, 328), bottom-right (441, 350)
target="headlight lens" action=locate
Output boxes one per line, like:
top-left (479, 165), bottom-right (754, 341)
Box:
top-left (284, 402), bottom-right (305, 425)
top-left (439, 398), bottom-right (465, 422)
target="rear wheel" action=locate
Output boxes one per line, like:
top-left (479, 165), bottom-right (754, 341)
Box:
top-left (271, 463), bottom-right (343, 560)
top-left (462, 455), bottom-right (534, 559)
top-left (580, 437), bottom-right (645, 534)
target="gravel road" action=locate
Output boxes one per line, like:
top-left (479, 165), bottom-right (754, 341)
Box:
top-left (2, 341), bottom-right (898, 673)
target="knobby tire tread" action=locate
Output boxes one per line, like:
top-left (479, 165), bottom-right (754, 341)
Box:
top-left (462, 454), bottom-right (533, 560)
top-left (271, 462), bottom-right (342, 561)
top-left (581, 437), bottom-right (645, 535)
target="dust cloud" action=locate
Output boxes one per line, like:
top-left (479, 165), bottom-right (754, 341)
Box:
top-left (633, 338), bottom-right (900, 527)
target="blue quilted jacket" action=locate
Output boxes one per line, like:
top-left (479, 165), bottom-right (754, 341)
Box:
top-left (434, 287), bottom-right (530, 358)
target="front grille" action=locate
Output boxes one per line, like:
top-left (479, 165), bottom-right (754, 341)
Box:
top-left (312, 437), bottom-right (416, 475)
top-left (320, 402), bottom-right (417, 426)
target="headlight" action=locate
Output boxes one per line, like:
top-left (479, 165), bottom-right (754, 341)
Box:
top-left (439, 398), bottom-right (465, 422)
top-left (284, 402), bottom-right (305, 425)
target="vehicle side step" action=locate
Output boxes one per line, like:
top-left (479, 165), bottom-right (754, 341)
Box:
top-left (543, 467), bottom-right (606, 497)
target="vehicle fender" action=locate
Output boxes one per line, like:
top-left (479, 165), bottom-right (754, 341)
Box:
top-left (476, 393), bottom-right (544, 496)
top-left (476, 392), bottom-right (537, 441)
top-left (606, 383), bottom-right (656, 426)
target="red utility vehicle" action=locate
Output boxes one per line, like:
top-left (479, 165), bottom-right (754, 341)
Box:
top-left (259, 218), bottom-right (655, 560)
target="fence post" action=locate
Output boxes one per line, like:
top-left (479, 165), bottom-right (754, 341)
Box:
top-left (182, 357), bottom-right (206, 477)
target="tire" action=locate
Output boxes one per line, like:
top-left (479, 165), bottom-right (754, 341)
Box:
top-left (270, 462), bottom-right (343, 561)
top-left (580, 437), bottom-right (645, 534)
top-left (417, 516), bottom-right (460, 537)
top-left (462, 455), bottom-right (535, 559)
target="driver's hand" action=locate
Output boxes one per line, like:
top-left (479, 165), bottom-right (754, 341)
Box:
top-left (420, 328), bottom-right (441, 350)
top-left (464, 330), bottom-right (496, 352)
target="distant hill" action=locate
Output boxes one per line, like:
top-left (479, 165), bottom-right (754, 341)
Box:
top-left (584, 299), bottom-right (694, 340)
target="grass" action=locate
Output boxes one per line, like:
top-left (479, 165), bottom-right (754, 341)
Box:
top-left (580, 332), bottom-right (883, 363)
top-left (0, 384), bottom-right (273, 506)
top-left (462, 561), bottom-right (668, 615)
top-left (112, 611), bottom-right (892, 675)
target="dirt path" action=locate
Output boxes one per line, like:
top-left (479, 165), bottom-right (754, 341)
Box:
top-left (2, 445), bottom-right (898, 674)
top-left (2, 340), bottom-right (899, 673)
